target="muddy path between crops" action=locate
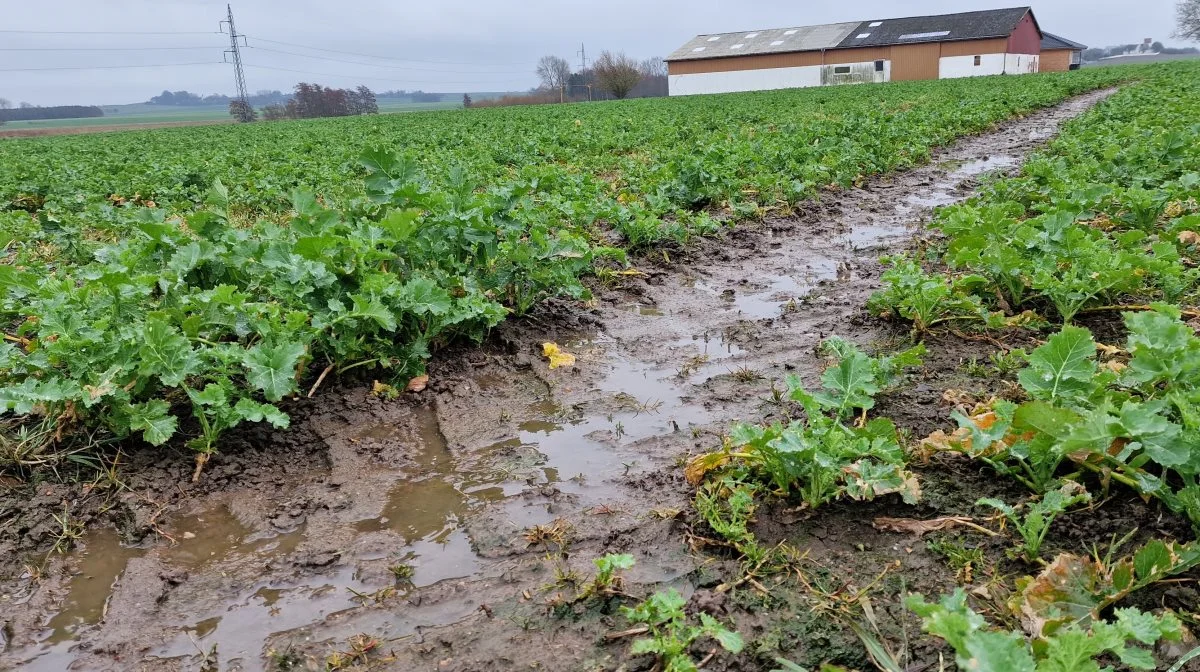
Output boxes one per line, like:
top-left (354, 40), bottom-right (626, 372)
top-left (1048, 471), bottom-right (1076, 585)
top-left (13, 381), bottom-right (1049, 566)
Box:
top-left (0, 88), bottom-right (1119, 672)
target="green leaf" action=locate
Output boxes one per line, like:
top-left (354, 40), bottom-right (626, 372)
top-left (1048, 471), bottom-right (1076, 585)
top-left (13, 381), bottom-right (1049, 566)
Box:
top-left (1123, 307), bottom-right (1200, 388)
top-left (1018, 326), bottom-right (1098, 404)
top-left (242, 341), bottom-right (306, 401)
top-left (1114, 646), bottom-right (1157, 670)
top-left (699, 614), bottom-right (745, 653)
top-left (1013, 401), bottom-right (1080, 441)
top-left (1113, 607), bottom-right (1175, 645)
top-left (127, 400), bottom-right (178, 446)
top-left (1117, 401), bottom-right (1185, 467)
top-left (188, 383), bottom-right (228, 407)
top-left (349, 294), bottom-right (396, 331)
top-left (961, 630), bottom-right (1036, 672)
top-left (1132, 540), bottom-right (1173, 583)
top-left (400, 276), bottom-right (452, 316)
top-left (380, 208), bottom-right (422, 241)
top-left (1038, 628), bottom-right (1104, 672)
top-left (234, 398), bottom-right (290, 428)
top-left (138, 316), bottom-right (197, 387)
top-left (812, 351), bottom-right (879, 417)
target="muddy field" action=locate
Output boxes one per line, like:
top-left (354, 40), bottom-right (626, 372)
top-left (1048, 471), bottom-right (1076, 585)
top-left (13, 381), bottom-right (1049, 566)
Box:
top-left (7, 88), bottom-right (1184, 671)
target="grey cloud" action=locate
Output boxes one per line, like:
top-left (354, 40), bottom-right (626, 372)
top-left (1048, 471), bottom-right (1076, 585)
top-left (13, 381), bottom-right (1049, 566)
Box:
top-left (2, 0), bottom-right (1184, 106)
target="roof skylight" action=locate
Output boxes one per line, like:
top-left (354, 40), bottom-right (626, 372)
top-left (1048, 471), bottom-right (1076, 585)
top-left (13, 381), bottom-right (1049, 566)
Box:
top-left (898, 30), bottom-right (951, 39)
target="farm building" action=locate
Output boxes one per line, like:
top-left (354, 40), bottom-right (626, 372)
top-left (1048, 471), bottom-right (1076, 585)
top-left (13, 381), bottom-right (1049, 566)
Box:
top-left (666, 7), bottom-right (1083, 96)
top-left (1041, 32), bottom-right (1087, 71)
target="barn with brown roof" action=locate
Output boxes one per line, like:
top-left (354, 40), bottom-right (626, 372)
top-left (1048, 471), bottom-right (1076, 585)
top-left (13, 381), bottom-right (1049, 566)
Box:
top-left (666, 7), bottom-right (1081, 96)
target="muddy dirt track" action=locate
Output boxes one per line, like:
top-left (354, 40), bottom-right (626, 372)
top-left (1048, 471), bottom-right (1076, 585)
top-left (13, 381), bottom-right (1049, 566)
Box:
top-left (0, 89), bottom-right (1139, 671)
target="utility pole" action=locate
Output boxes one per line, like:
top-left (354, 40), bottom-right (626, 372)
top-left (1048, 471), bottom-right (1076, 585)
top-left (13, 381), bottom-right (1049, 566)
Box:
top-left (577, 43), bottom-right (588, 72)
top-left (220, 4), bottom-right (251, 120)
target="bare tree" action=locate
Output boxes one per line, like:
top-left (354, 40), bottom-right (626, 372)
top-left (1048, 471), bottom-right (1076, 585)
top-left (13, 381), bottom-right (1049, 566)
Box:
top-left (0, 98), bottom-right (11, 110)
top-left (1179, 0), bottom-right (1200, 40)
top-left (594, 51), bottom-right (642, 99)
top-left (634, 57), bottom-right (669, 98)
top-left (536, 55), bottom-right (572, 92)
top-left (639, 57), bottom-right (667, 78)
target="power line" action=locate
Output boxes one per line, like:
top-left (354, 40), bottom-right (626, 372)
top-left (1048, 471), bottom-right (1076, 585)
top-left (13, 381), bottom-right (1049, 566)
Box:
top-left (242, 63), bottom-right (531, 87)
top-left (0, 62), bottom-right (223, 73)
top-left (0, 29), bottom-right (221, 35)
top-left (0, 46), bottom-right (224, 51)
top-left (244, 35), bottom-right (529, 68)
top-left (247, 45), bottom-right (528, 74)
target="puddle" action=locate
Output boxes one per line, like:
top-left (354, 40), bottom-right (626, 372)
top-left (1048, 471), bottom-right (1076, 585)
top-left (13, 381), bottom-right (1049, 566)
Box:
top-left (673, 330), bottom-right (746, 363)
top-left (845, 222), bottom-right (915, 250)
top-left (463, 338), bottom-right (720, 498)
top-left (907, 155), bottom-right (1018, 208)
top-left (622, 303), bottom-right (664, 317)
top-left (144, 564), bottom-right (369, 666)
top-left (22, 509), bottom-right (310, 672)
top-left (693, 258), bottom-right (839, 319)
top-left (39, 529), bottom-right (143, 646)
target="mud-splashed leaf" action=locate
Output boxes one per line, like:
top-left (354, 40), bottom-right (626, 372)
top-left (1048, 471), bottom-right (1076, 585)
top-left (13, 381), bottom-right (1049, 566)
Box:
top-left (542, 342), bottom-right (576, 369)
top-left (842, 460), bottom-right (920, 504)
top-left (1013, 554), bottom-right (1103, 637)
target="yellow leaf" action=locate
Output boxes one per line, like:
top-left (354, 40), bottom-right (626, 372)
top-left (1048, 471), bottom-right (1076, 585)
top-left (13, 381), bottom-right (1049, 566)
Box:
top-left (542, 342), bottom-right (576, 369)
top-left (405, 375), bottom-right (429, 393)
top-left (684, 452), bottom-right (732, 485)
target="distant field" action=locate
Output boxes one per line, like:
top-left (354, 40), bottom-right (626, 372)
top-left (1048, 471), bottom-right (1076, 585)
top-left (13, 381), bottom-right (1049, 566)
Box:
top-left (0, 98), bottom-right (466, 133)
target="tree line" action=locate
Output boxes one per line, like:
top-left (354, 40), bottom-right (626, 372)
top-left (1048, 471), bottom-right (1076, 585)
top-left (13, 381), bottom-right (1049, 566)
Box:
top-left (0, 98), bottom-right (103, 123)
top-left (256, 83), bottom-right (379, 121)
top-left (150, 90), bottom-right (290, 107)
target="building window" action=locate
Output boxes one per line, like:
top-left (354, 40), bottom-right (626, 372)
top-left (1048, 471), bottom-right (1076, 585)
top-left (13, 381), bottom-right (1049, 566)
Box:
top-left (834, 66), bottom-right (851, 74)
top-left (874, 60), bottom-right (885, 72)
top-left (974, 55), bottom-right (982, 66)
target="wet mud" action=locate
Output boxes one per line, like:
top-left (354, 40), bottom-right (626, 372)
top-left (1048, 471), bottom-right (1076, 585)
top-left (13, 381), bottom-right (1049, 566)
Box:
top-left (0, 88), bottom-right (1125, 671)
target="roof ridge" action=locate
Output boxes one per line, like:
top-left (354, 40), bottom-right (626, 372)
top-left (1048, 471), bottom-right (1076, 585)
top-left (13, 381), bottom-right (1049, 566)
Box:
top-left (688, 7), bottom-right (1033, 40)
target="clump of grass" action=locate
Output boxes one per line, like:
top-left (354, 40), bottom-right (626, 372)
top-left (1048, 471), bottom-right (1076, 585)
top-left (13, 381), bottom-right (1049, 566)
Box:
top-left (524, 518), bottom-right (574, 552)
top-left (926, 536), bottom-right (985, 583)
top-left (730, 365), bottom-right (762, 383)
top-left (389, 562), bottom-right (415, 584)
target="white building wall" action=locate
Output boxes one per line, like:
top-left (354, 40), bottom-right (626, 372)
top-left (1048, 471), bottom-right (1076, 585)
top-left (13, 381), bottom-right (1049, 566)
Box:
top-left (939, 53), bottom-right (1006, 78)
top-left (940, 53), bottom-right (1040, 79)
top-left (668, 60), bottom-right (890, 96)
top-left (669, 65), bottom-right (822, 96)
top-left (1004, 53), bottom-right (1040, 74)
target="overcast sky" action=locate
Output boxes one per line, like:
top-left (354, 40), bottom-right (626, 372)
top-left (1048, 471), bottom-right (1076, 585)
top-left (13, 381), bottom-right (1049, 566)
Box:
top-left (2, 0), bottom-right (1188, 106)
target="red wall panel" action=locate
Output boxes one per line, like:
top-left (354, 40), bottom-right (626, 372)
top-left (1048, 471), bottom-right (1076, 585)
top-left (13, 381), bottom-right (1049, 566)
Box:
top-left (1007, 12), bottom-right (1042, 55)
